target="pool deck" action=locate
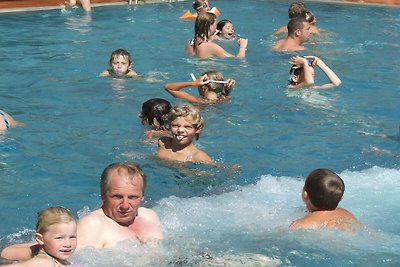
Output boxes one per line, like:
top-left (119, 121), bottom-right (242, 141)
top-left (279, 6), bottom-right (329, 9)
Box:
top-left (0, 0), bottom-right (398, 13)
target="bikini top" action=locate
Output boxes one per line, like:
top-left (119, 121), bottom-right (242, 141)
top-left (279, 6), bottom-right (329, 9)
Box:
top-left (0, 111), bottom-right (9, 128)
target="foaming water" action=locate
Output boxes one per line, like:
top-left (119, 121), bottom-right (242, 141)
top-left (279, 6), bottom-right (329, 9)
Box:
top-left (61, 167), bottom-right (400, 266)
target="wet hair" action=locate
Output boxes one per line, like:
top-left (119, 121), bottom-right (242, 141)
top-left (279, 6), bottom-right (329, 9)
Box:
top-left (36, 206), bottom-right (75, 235)
top-left (217, 19), bottom-right (232, 33)
top-left (193, 0), bottom-right (209, 10)
top-left (202, 70), bottom-right (225, 93)
top-left (100, 162), bottom-right (147, 196)
top-left (194, 12), bottom-right (217, 47)
top-left (288, 1), bottom-right (306, 19)
top-left (304, 169), bottom-right (345, 210)
top-left (287, 16), bottom-right (308, 36)
top-left (288, 66), bottom-right (301, 86)
top-left (109, 48), bottom-right (132, 66)
top-left (140, 98), bottom-right (172, 130)
top-left (166, 104), bottom-right (204, 140)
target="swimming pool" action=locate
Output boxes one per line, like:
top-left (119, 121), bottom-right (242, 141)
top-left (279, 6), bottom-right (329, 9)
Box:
top-left (0, 0), bottom-right (399, 265)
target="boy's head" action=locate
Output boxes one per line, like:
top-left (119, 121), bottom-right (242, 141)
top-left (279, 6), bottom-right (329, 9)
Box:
top-left (140, 98), bottom-right (172, 129)
top-left (288, 1), bottom-right (306, 19)
top-left (36, 206), bottom-right (76, 234)
top-left (303, 169), bottom-right (345, 211)
top-left (109, 49), bottom-right (132, 66)
top-left (166, 104), bottom-right (204, 140)
top-left (193, 0), bottom-right (210, 12)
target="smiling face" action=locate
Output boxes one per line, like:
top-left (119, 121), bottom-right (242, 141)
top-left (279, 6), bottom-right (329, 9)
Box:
top-left (110, 54), bottom-right (132, 77)
top-left (36, 221), bottom-right (77, 261)
top-left (170, 116), bottom-right (201, 146)
top-left (220, 22), bottom-right (234, 39)
top-left (101, 168), bottom-right (144, 226)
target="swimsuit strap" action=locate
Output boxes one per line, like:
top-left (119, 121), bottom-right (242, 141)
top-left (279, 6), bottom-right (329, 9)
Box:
top-left (0, 111), bottom-right (9, 129)
top-left (38, 249), bottom-right (65, 267)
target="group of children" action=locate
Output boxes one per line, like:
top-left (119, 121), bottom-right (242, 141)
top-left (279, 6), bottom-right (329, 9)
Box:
top-left (0, 1), bottom-right (364, 265)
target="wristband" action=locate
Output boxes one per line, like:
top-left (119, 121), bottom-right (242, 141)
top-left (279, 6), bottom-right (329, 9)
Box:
top-left (239, 46), bottom-right (247, 51)
top-left (312, 57), bottom-right (320, 66)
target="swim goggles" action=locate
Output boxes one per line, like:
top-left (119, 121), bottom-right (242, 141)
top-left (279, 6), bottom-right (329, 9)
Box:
top-left (190, 73), bottom-right (228, 85)
top-left (196, 3), bottom-right (210, 10)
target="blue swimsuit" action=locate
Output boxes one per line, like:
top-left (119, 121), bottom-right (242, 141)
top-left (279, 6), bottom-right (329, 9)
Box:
top-left (0, 111), bottom-right (9, 129)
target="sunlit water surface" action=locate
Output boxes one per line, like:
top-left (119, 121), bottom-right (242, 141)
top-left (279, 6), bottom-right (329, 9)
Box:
top-left (0, 0), bottom-right (399, 266)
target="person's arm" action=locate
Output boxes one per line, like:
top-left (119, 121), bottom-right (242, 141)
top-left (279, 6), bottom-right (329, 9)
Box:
top-left (164, 75), bottom-right (212, 103)
top-left (1, 256), bottom-right (56, 267)
top-left (207, 38), bottom-right (248, 59)
top-left (312, 58), bottom-right (342, 89)
top-left (288, 56), bottom-right (314, 89)
top-left (1, 243), bottom-right (38, 261)
top-left (185, 39), bottom-right (195, 55)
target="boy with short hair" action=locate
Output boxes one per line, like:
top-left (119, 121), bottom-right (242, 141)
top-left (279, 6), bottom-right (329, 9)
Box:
top-left (290, 168), bottom-right (360, 231)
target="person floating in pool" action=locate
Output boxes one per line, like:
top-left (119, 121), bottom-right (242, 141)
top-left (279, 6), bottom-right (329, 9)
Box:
top-left (157, 104), bottom-right (214, 164)
top-left (1, 206), bottom-right (77, 267)
top-left (164, 71), bottom-right (235, 104)
top-left (185, 12), bottom-right (248, 58)
top-left (100, 49), bottom-right (138, 78)
top-left (139, 98), bottom-right (172, 139)
top-left (290, 168), bottom-right (361, 231)
top-left (273, 1), bottom-right (319, 36)
top-left (0, 110), bottom-right (24, 131)
top-left (272, 16), bottom-right (310, 52)
top-left (65, 0), bottom-right (91, 12)
top-left (287, 55), bottom-right (341, 89)
top-left (359, 126), bottom-right (400, 157)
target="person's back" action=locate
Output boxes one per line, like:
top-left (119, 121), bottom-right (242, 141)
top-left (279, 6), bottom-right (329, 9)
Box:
top-left (290, 168), bottom-right (360, 231)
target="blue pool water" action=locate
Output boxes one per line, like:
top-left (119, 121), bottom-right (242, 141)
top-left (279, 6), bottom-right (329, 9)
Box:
top-left (0, 0), bottom-right (399, 265)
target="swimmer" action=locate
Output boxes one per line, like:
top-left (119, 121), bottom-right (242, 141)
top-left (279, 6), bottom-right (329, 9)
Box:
top-left (272, 16), bottom-right (311, 52)
top-left (100, 49), bottom-right (138, 78)
top-left (157, 104), bottom-right (213, 164)
top-left (185, 12), bottom-right (248, 58)
top-left (287, 55), bottom-right (341, 89)
top-left (215, 19), bottom-right (236, 40)
top-left (0, 110), bottom-right (24, 131)
top-left (290, 168), bottom-right (361, 231)
top-left (359, 126), bottom-right (400, 142)
top-left (180, 0), bottom-right (214, 20)
top-left (164, 71), bottom-right (236, 104)
top-left (1, 206), bottom-right (77, 267)
top-left (64, 0), bottom-right (91, 12)
top-left (139, 98), bottom-right (172, 138)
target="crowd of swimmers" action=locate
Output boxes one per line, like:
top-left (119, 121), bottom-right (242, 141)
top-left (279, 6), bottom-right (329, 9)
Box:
top-left (3, 0), bottom-right (399, 265)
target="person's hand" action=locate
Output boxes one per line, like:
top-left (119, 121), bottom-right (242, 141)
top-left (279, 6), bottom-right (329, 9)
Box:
top-left (196, 74), bottom-right (211, 86)
top-left (289, 56), bottom-right (308, 68)
top-left (237, 38), bottom-right (248, 48)
top-left (222, 79), bottom-right (236, 96)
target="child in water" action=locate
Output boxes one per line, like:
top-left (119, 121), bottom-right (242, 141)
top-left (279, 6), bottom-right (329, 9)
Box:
top-left (100, 49), bottom-right (138, 78)
top-left (139, 98), bottom-right (172, 138)
top-left (215, 19), bottom-right (236, 40)
top-left (288, 56), bottom-right (341, 89)
top-left (1, 206), bottom-right (77, 267)
top-left (290, 169), bottom-right (361, 231)
top-left (164, 71), bottom-right (236, 104)
top-left (157, 104), bottom-right (213, 164)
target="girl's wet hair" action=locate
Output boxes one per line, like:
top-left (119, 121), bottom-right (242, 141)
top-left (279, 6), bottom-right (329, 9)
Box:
top-left (109, 48), bottom-right (132, 65)
top-left (140, 98), bottom-right (172, 129)
top-left (194, 12), bottom-right (217, 47)
top-left (36, 206), bottom-right (75, 234)
top-left (167, 104), bottom-right (204, 140)
top-left (192, 0), bottom-right (209, 10)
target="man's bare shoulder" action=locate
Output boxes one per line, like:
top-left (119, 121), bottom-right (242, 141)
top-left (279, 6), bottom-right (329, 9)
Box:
top-left (138, 207), bottom-right (160, 222)
top-left (78, 209), bottom-right (108, 228)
